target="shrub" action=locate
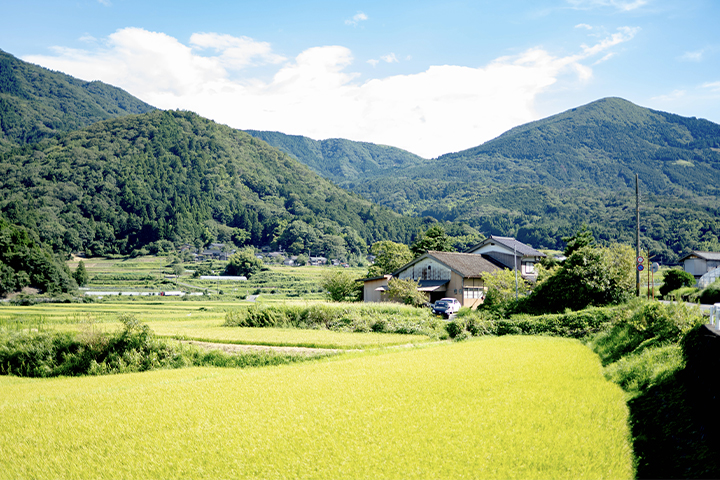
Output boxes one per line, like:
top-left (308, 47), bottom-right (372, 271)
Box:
top-left (660, 269), bottom-right (696, 297)
top-left (321, 269), bottom-right (362, 302)
top-left (223, 303), bottom-right (446, 338)
top-left (695, 279), bottom-right (720, 304)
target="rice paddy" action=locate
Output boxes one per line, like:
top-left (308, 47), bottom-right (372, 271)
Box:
top-left (0, 336), bottom-right (632, 479)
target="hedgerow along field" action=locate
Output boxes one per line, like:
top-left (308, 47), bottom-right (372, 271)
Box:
top-left (0, 336), bottom-right (632, 479)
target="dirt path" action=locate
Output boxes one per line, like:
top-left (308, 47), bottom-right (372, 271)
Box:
top-left (184, 340), bottom-right (344, 356)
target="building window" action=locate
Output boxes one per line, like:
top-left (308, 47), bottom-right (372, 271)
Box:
top-left (464, 287), bottom-right (484, 299)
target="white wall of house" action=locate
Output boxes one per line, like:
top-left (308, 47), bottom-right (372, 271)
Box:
top-left (397, 258), bottom-right (452, 282)
top-left (684, 258), bottom-right (708, 277)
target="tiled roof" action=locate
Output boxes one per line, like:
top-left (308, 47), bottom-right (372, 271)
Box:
top-left (681, 251), bottom-right (720, 262)
top-left (466, 236), bottom-right (546, 257)
top-left (422, 251), bottom-right (502, 278)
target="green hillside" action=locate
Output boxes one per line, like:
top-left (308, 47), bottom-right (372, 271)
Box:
top-left (252, 98), bottom-right (720, 263)
top-left (245, 130), bottom-right (429, 184)
top-left (0, 49), bottom-right (155, 150)
top-left (0, 110), bottom-right (421, 257)
top-left (435, 97), bottom-right (720, 195)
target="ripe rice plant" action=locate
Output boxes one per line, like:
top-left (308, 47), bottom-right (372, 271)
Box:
top-left (0, 336), bottom-right (632, 479)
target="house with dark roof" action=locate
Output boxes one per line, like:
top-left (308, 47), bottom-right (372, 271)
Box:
top-left (680, 251), bottom-right (720, 281)
top-left (362, 251), bottom-right (503, 308)
top-left (465, 236), bottom-right (546, 280)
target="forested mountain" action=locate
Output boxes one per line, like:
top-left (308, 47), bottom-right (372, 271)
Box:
top-left (0, 110), bottom-right (423, 258)
top-left (244, 130), bottom-right (428, 185)
top-left (0, 49), bottom-right (155, 152)
top-left (249, 98), bottom-right (720, 263)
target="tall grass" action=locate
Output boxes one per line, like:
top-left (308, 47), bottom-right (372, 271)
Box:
top-left (0, 315), bottom-right (320, 377)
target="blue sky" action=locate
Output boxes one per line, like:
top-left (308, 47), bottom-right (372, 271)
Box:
top-left (2, 0), bottom-right (719, 157)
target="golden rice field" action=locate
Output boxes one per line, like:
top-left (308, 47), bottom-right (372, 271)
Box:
top-left (0, 336), bottom-right (633, 479)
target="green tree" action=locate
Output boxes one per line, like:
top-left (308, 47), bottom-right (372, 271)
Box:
top-left (660, 269), bottom-right (696, 297)
top-left (481, 269), bottom-right (529, 311)
top-left (223, 248), bottom-right (265, 278)
top-left (321, 269), bottom-right (361, 302)
top-left (410, 225), bottom-right (454, 257)
top-left (367, 241), bottom-right (413, 277)
top-left (73, 260), bottom-right (89, 287)
top-left (562, 224), bottom-right (595, 256)
top-left (522, 243), bottom-right (635, 313)
top-left (386, 277), bottom-right (428, 307)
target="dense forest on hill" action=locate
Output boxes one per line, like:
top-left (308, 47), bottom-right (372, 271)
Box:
top-left (245, 130), bottom-right (429, 185)
top-left (252, 98), bottom-right (720, 263)
top-left (0, 49), bottom-right (155, 151)
top-left (0, 110), bottom-right (423, 258)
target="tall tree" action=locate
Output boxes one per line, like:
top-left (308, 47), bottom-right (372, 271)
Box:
top-left (410, 225), bottom-right (454, 257)
top-left (366, 241), bottom-right (413, 277)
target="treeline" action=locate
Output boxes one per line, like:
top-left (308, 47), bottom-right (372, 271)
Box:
top-left (0, 216), bottom-right (75, 296)
top-left (0, 49), bottom-right (155, 149)
top-left (0, 110), bottom-right (424, 258)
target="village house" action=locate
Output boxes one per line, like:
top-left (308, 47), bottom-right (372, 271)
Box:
top-left (360, 237), bottom-right (545, 308)
top-left (680, 251), bottom-right (720, 282)
top-left (362, 251), bottom-right (503, 309)
top-left (465, 236), bottom-right (546, 281)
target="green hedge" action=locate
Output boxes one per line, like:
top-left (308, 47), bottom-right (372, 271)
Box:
top-left (447, 305), bottom-right (630, 340)
top-left (224, 303), bottom-right (447, 338)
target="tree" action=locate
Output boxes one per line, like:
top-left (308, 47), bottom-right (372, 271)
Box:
top-left (481, 269), bottom-right (529, 311)
top-left (659, 269), bottom-right (696, 297)
top-left (223, 248), bottom-right (265, 278)
top-left (563, 224), bottom-right (595, 257)
top-left (73, 260), bottom-right (89, 287)
top-left (367, 241), bottom-right (413, 277)
top-left (386, 277), bottom-right (428, 307)
top-left (522, 243), bottom-right (635, 313)
top-left (321, 269), bottom-right (361, 302)
top-left (410, 225), bottom-right (454, 257)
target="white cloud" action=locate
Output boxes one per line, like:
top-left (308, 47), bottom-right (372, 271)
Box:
top-left (380, 53), bottom-right (399, 63)
top-left (702, 82), bottom-right (720, 92)
top-left (680, 50), bottom-right (704, 62)
top-left (367, 59), bottom-right (379, 67)
top-left (189, 32), bottom-right (286, 70)
top-left (23, 27), bottom-right (637, 158)
top-left (575, 23), bottom-right (593, 30)
top-left (345, 12), bottom-right (368, 26)
top-left (97, 0), bottom-right (111, 6)
top-left (651, 89), bottom-right (686, 101)
top-left (567, 0), bottom-right (648, 11)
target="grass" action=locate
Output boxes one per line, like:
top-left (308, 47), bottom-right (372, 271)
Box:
top-left (0, 301), bottom-right (435, 350)
top-left (0, 336), bottom-right (632, 479)
top-left (46, 319), bottom-right (432, 350)
top-left (66, 254), bottom-right (365, 299)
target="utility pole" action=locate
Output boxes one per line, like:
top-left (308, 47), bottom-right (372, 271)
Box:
top-left (636, 174), bottom-right (641, 297)
top-left (514, 242), bottom-right (518, 299)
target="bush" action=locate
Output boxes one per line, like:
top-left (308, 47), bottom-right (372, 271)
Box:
top-left (695, 279), bottom-right (720, 304)
top-left (321, 269), bottom-right (362, 302)
top-left (224, 303), bottom-right (446, 338)
top-left (660, 269), bottom-right (696, 297)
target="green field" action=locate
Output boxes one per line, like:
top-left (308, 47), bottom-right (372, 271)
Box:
top-left (66, 255), bottom-right (365, 299)
top-left (0, 301), bottom-right (433, 350)
top-left (0, 336), bottom-right (632, 479)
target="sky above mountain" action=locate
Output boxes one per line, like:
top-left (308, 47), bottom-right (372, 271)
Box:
top-left (3, 0), bottom-right (719, 158)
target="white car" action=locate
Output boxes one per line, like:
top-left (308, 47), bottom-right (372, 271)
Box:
top-left (432, 298), bottom-right (461, 317)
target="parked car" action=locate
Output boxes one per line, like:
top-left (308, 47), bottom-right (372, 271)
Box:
top-left (432, 298), bottom-right (461, 317)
